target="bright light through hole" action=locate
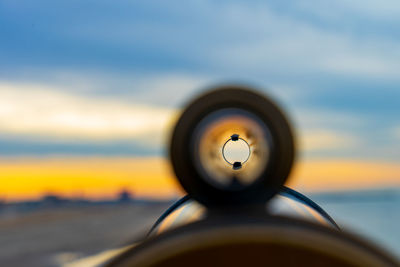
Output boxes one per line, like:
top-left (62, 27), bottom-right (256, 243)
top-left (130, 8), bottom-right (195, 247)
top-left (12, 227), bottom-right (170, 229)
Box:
top-left (222, 138), bottom-right (251, 166)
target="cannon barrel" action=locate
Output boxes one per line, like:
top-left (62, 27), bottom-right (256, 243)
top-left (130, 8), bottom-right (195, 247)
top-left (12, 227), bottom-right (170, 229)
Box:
top-left (106, 85), bottom-right (398, 267)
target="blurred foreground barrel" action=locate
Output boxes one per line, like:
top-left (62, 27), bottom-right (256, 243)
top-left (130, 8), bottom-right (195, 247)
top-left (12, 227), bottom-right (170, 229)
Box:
top-left (108, 214), bottom-right (397, 267)
top-left (107, 86), bottom-right (398, 267)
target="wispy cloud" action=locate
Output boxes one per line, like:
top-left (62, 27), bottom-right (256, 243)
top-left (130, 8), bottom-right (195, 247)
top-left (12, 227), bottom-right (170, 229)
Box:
top-left (216, 9), bottom-right (400, 79)
top-left (0, 83), bottom-right (176, 145)
top-left (290, 109), bottom-right (365, 153)
top-left (293, 109), bottom-right (366, 129)
top-left (299, 130), bottom-right (361, 151)
top-left (0, 80), bottom-right (368, 158)
top-left (293, 0), bottom-right (400, 22)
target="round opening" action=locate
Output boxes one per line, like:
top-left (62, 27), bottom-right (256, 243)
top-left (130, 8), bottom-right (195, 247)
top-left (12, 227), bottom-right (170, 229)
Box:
top-left (222, 135), bottom-right (251, 169)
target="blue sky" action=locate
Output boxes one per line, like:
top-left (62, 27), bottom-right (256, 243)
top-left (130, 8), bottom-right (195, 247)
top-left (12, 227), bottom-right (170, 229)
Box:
top-left (0, 0), bottom-right (399, 161)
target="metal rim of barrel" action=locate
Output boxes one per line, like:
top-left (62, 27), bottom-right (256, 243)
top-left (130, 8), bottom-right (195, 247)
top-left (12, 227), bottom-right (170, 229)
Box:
top-left (169, 85), bottom-right (296, 208)
top-left (106, 216), bottom-right (399, 267)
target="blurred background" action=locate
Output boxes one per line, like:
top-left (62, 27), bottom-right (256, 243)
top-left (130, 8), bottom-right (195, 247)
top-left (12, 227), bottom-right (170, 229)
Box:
top-left (0, 0), bottom-right (399, 266)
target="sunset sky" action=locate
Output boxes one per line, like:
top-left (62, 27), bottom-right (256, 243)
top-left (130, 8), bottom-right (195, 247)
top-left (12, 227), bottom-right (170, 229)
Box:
top-left (0, 0), bottom-right (399, 202)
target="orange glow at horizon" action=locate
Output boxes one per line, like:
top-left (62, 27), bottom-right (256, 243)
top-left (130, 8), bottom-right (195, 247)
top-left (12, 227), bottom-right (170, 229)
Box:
top-left (288, 159), bottom-right (400, 192)
top-left (0, 157), bottom-right (182, 202)
top-left (0, 157), bottom-right (399, 202)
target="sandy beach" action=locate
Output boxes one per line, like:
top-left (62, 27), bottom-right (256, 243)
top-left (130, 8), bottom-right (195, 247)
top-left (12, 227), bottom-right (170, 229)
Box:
top-left (0, 203), bottom-right (169, 267)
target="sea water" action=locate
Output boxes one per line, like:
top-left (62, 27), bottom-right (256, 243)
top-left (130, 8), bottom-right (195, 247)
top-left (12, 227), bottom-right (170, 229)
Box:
top-left (313, 189), bottom-right (400, 258)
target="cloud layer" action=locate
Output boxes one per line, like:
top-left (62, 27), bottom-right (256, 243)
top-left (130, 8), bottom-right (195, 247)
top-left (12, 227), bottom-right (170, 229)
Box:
top-left (0, 0), bottom-right (399, 161)
top-left (0, 83), bottom-right (174, 143)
